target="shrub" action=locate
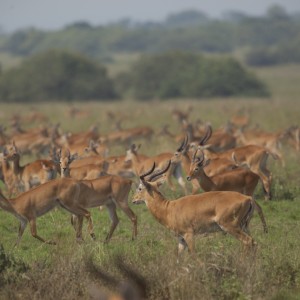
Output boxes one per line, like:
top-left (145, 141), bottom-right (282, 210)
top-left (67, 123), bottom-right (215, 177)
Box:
top-left (245, 37), bottom-right (300, 66)
top-left (0, 244), bottom-right (28, 287)
top-left (116, 52), bottom-right (270, 100)
top-left (0, 50), bottom-right (117, 102)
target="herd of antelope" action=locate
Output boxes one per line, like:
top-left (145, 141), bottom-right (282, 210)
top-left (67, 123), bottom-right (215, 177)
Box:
top-left (0, 107), bottom-right (299, 259)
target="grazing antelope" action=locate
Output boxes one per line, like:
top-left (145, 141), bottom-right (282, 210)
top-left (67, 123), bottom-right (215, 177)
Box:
top-left (3, 142), bottom-right (58, 193)
top-left (0, 178), bottom-right (92, 245)
top-left (187, 150), bottom-right (267, 232)
top-left (229, 113), bottom-right (250, 129)
top-left (0, 153), bottom-right (16, 197)
top-left (125, 144), bottom-right (188, 194)
top-left (57, 148), bottom-right (108, 180)
top-left (74, 175), bottom-right (137, 242)
top-left (9, 126), bottom-right (51, 156)
top-left (57, 125), bottom-right (99, 152)
top-left (283, 125), bottom-right (300, 152)
top-left (0, 174), bottom-right (137, 245)
top-left (188, 122), bottom-right (236, 152)
top-left (133, 162), bottom-right (257, 259)
top-left (235, 128), bottom-right (285, 167)
top-left (67, 105), bottom-right (91, 119)
top-left (196, 126), bottom-right (275, 200)
top-left (69, 154), bottom-right (134, 177)
top-left (100, 126), bottom-right (154, 147)
top-left (57, 148), bottom-right (137, 242)
top-left (172, 136), bottom-right (237, 194)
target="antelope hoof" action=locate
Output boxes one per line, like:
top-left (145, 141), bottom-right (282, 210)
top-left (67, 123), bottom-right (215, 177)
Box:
top-left (90, 233), bottom-right (96, 241)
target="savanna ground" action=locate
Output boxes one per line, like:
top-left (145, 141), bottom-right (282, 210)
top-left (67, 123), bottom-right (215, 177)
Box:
top-left (0, 63), bottom-right (300, 299)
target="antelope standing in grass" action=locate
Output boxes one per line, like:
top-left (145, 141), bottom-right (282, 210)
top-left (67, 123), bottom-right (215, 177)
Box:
top-left (196, 125), bottom-right (275, 200)
top-left (125, 144), bottom-right (188, 194)
top-left (187, 150), bottom-right (267, 233)
top-left (172, 135), bottom-right (237, 194)
top-left (0, 178), bottom-right (90, 245)
top-left (133, 162), bottom-right (258, 259)
top-left (3, 142), bottom-right (58, 193)
top-left (0, 174), bottom-right (137, 245)
top-left (57, 148), bottom-right (137, 242)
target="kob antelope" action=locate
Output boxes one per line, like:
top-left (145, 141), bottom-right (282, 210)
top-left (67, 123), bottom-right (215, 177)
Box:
top-left (0, 178), bottom-right (91, 245)
top-left (187, 150), bottom-right (267, 233)
top-left (57, 148), bottom-right (137, 242)
top-left (133, 161), bottom-right (257, 259)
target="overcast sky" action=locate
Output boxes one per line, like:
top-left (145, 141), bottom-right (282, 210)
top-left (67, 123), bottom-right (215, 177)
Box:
top-left (1, 0), bottom-right (300, 32)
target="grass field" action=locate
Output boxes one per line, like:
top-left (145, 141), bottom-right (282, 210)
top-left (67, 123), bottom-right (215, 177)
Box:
top-left (0, 64), bottom-right (300, 299)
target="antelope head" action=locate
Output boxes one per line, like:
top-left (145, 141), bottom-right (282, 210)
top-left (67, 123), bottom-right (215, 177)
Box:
top-left (190, 124), bottom-right (212, 151)
top-left (4, 141), bottom-right (19, 161)
top-left (132, 161), bottom-right (171, 205)
top-left (186, 150), bottom-right (209, 181)
top-left (171, 135), bottom-right (189, 164)
top-left (84, 140), bottom-right (99, 155)
top-left (58, 148), bottom-right (78, 177)
top-left (125, 144), bottom-right (141, 163)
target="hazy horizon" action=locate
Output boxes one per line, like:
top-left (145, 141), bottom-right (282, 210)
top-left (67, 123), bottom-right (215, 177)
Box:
top-left (1, 0), bottom-right (300, 33)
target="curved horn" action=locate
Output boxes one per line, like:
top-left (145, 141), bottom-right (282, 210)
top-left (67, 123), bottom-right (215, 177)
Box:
top-left (199, 124), bottom-right (212, 146)
top-left (192, 148), bottom-right (199, 162)
top-left (192, 149), bottom-right (205, 165)
top-left (177, 135), bottom-right (188, 152)
top-left (148, 160), bottom-right (172, 182)
top-left (197, 150), bottom-right (205, 165)
top-left (140, 162), bottom-right (156, 182)
top-left (65, 148), bottom-right (70, 158)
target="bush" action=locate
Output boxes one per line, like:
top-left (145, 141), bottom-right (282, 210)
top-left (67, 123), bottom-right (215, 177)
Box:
top-left (0, 50), bottom-right (117, 102)
top-left (245, 37), bottom-right (300, 66)
top-left (0, 244), bottom-right (28, 287)
top-left (116, 52), bottom-right (270, 100)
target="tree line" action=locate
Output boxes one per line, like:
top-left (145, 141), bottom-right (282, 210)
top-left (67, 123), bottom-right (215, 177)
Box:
top-left (0, 50), bottom-right (269, 102)
top-left (0, 5), bottom-right (300, 66)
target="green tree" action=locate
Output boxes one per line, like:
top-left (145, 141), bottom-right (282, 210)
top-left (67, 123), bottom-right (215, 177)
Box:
top-left (0, 50), bottom-right (116, 102)
top-left (116, 52), bottom-right (269, 100)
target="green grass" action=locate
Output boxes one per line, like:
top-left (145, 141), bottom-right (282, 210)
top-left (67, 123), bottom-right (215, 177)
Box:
top-left (0, 64), bottom-right (300, 299)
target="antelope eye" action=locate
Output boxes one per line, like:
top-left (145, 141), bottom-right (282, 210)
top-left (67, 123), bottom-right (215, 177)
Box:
top-left (195, 167), bottom-right (199, 171)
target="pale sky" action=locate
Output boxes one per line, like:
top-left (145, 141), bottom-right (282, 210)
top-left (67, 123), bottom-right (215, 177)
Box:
top-left (1, 0), bottom-right (300, 32)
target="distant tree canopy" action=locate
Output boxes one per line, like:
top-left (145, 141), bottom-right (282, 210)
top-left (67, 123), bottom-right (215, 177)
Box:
top-left (116, 52), bottom-right (269, 100)
top-left (0, 50), bottom-right (116, 102)
top-left (245, 36), bottom-right (300, 66)
top-left (0, 50), bottom-right (270, 102)
top-left (0, 5), bottom-right (299, 65)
